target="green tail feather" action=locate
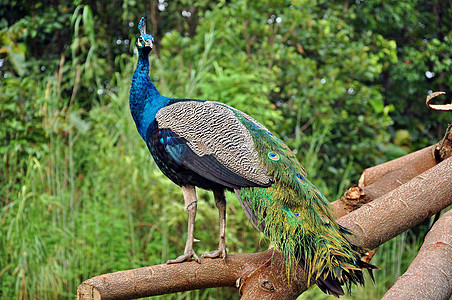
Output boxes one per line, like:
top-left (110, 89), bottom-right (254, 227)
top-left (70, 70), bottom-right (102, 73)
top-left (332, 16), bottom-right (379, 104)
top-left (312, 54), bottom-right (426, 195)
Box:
top-left (228, 107), bottom-right (376, 294)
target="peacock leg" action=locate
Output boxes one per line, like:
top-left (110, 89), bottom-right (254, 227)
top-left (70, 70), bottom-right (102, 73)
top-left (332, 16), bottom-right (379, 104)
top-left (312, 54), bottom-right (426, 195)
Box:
top-left (167, 185), bottom-right (201, 264)
top-left (202, 190), bottom-right (227, 259)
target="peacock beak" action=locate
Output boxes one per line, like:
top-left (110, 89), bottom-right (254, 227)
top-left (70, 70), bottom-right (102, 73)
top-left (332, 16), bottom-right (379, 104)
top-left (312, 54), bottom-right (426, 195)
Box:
top-left (145, 39), bottom-right (153, 49)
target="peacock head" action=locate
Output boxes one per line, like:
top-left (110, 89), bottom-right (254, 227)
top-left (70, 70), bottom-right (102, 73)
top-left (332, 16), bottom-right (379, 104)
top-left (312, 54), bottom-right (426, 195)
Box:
top-left (136, 15), bottom-right (154, 52)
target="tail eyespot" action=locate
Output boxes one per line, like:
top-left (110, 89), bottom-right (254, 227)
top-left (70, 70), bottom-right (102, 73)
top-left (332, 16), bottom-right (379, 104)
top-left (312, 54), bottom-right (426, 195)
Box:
top-left (296, 173), bottom-right (306, 185)
top-left (268, 152), bottom-right (280, 161)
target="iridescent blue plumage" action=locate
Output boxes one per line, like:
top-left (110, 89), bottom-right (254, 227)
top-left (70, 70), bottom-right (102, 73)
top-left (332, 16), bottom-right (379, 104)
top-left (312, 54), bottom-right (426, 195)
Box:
top-left (129, 49), bottom-right (165, 138)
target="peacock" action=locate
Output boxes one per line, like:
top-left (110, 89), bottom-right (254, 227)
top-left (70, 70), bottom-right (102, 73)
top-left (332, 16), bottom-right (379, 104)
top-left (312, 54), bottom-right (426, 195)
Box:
top-left (129, 15), bottom-right (376, 297)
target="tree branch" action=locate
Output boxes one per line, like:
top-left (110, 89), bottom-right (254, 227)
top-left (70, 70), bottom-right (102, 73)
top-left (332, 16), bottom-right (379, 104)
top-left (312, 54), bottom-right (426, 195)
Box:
top-left (382, 209), bottom-right (452, 300)
top-left (358, 145), bottom-right (436, 187)
top-left (77, 250), bottom-right (307, 300)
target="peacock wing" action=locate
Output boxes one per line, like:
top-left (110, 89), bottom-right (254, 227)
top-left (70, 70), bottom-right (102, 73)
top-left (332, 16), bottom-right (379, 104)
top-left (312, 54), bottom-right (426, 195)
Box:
top-left (154, 100), bottom-right (273, 188)
top-left (152, 127), bottom-right (259, 189)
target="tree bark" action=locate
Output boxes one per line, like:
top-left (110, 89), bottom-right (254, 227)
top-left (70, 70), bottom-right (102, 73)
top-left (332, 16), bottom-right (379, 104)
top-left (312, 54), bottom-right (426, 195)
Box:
top-left (358, 145), bottom-right (436, 187)
top-left (382, 209), bottom-right (452, 300)
top-left (77, 149), bottom-right (452, 300)
top-left (77, 250), bottom-right (305, 300)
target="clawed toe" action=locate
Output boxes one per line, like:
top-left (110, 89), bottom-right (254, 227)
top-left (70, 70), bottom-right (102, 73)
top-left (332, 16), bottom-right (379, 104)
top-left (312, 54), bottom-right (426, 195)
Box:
top-left (202, 248), bottom-right (227, 259)
top-left (167, 250), bottom-right (201, 264)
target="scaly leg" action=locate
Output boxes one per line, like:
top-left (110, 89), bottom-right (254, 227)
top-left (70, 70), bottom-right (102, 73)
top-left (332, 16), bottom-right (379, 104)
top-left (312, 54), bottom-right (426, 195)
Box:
top-left (202, 190), bottom-right (227, 259)
top-left (167, 185), bottom-right (201, 264)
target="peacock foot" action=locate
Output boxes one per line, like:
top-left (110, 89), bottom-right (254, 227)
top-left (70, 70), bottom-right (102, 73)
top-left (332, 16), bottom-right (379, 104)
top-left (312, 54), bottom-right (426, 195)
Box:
top-left (166, 249), bottom-right (201, 264)
top-left (202, 245), bottom-right (227, 259)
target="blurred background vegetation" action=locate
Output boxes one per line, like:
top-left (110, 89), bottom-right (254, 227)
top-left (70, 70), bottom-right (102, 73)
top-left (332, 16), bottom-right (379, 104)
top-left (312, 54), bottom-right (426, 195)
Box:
top-left (0, 0), bottom-right (451, 299)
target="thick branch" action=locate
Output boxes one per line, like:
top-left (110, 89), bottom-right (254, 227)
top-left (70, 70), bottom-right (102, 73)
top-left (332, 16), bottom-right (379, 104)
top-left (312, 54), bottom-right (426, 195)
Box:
top-left (77, 250), bottom-right (306, 300)
top-left (358, 145), bottom-right (436, 187)
top-left (382, 209), bottom-right (452, 300)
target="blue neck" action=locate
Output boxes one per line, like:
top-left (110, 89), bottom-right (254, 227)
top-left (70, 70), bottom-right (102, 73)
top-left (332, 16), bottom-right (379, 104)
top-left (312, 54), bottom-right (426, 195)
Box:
top-left (129, 50), bottom-right (169, 140)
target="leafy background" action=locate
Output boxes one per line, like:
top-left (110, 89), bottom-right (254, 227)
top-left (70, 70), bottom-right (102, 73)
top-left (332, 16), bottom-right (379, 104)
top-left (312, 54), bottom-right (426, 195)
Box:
top-left (1, 0), bottom-right (451, 299)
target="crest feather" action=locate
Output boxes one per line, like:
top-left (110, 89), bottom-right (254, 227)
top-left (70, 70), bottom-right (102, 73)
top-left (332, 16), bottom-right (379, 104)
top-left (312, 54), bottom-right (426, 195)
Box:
top-left (138, 15), bottom-right (147, 35)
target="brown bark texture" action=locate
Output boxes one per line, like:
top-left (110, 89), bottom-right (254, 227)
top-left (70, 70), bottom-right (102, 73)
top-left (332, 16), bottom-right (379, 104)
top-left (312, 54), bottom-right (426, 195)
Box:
top-left (77, 142), bottom-right (452, 300)
top-left (382, 209), bottom-right (452, 300)
top-left (358, 145), bottom-right (436, 187)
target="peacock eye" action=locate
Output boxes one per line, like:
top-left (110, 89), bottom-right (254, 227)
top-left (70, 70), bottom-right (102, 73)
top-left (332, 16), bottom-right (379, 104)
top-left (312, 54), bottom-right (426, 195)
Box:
top-left (295, 212), bottom-right (299, 217)
top-left (138, 37), bottom-right (144, 44)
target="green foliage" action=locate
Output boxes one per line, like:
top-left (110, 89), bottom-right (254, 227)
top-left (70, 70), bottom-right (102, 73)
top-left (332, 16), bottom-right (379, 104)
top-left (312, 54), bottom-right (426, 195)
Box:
top-left (349, 0), bottom-right (452, 149)
top-left (1, 0), bottom-right (450, 299)
top-left (0, 76), bottom-right (48, 207)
